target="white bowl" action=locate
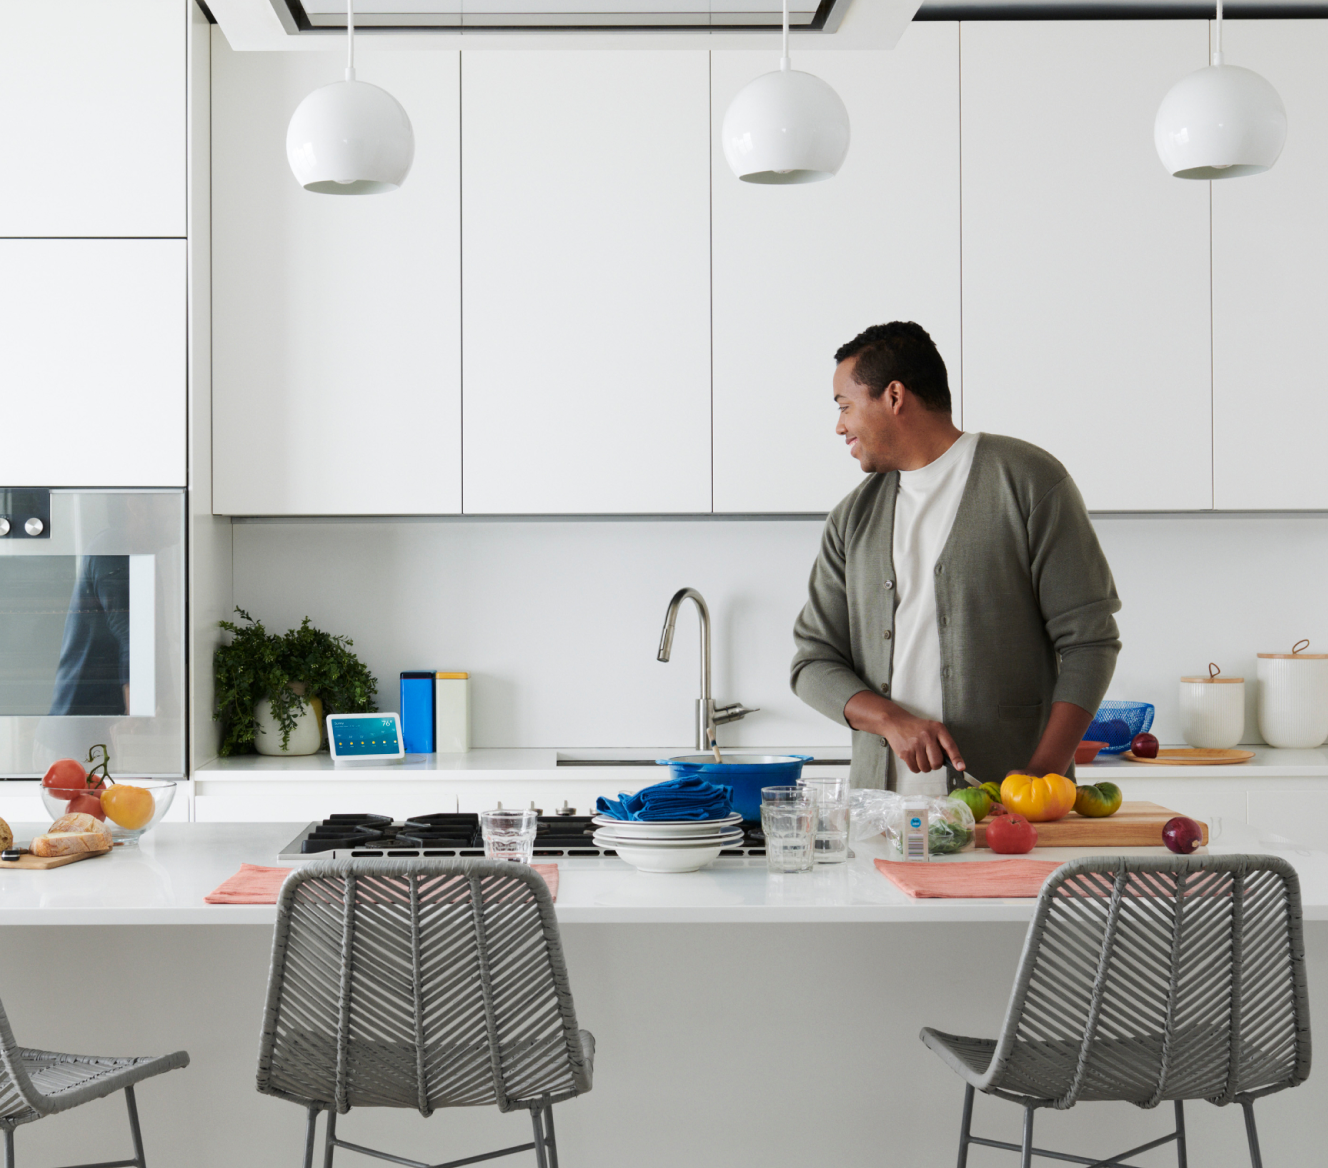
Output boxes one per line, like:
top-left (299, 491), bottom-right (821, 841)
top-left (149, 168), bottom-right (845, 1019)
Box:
top-left (609, 839), bottom-right (726, 873)
top-left (591, 812), bottom-right (743, 839)
top-left (593, 828), bottom-right (743, 850)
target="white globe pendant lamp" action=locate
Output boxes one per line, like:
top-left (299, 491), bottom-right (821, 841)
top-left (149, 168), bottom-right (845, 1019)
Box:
top-left (720, 0), bottom-right (850, 184)
top-left (286, 0), bottom-right (414, 194)
top-left (1154, 0), bottom-right (1286, 180)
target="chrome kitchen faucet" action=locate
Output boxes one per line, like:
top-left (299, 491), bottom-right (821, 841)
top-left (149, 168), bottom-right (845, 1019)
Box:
top-left (656, 587), bottom-right (758, 751)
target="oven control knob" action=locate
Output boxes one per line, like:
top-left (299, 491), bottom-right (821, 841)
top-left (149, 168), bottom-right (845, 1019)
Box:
top-left (24, 517), bottom-right (44, 537)
top-left (0, 518), bottom-right (9, 537)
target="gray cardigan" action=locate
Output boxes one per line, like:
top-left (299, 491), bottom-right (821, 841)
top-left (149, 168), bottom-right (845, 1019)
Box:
top-left (790, 433), bottom-right (1121, 790)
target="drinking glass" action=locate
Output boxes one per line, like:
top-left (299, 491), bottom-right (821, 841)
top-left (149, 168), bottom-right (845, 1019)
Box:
top-left (797, 775), bottom-right (851, 864)
top-left (480, 808), bottom-right (538, 863)
top-left (760, 786), bottom-right (816, 873)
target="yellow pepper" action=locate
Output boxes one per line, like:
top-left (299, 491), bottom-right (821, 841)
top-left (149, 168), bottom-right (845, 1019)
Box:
top-left (1000, 772), bottom-right (1078, 822)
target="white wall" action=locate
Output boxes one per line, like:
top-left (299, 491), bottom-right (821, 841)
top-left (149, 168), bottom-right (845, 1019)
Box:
top-left (229, 511), bottom-right (1328, 750)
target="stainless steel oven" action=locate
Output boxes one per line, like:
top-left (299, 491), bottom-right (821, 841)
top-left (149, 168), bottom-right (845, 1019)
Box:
top-left (0, 489), bottom-right (184, 778)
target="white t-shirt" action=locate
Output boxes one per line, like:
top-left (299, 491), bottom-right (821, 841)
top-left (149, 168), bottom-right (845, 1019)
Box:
top-left (891, 431), bottom-right (980, 795)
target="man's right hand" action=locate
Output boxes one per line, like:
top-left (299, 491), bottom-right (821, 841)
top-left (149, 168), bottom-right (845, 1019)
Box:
top-left (843, 690), bottom-right (966, 776)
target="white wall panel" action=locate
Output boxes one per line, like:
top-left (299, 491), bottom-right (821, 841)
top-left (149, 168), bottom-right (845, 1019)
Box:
top-left (0, 0), bottom-right (185, 237)
top-left (712, 29), bottom-right (962, 513)
top-left (211, 39), bottom-right (461, 515)
top-left (1212, 20), bottom-right (1328, 510)
top-left (461, 52), bottom-right (712, 514)
top-left (961, 21), bottom-right (1213, 511)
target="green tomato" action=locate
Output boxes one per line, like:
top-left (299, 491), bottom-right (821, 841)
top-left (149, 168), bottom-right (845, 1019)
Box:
top-left (1074, 781), bottom-right (1123, 818)
top-left (950, 787), bottom-right (992, 822)
top-left (980, 781), bottom-right (1003, 805)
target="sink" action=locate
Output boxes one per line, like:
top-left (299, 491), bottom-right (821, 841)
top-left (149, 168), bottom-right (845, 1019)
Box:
top-left (556, 750), bottom-right (851, 767)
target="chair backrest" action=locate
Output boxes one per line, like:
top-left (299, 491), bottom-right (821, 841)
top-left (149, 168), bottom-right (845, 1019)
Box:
top-left (987, 855), bottom-right (1311, 1109)
top-left (257, 859), bottom-right (591, 1116)
top-left (0, 998), bottom-right (44, 1125)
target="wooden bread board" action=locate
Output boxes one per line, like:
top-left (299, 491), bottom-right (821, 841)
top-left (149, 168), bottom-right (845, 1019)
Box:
top-left (975, 802), bottom-right (1207, 849)
top-left (0, 848), bottom-right (111, 870)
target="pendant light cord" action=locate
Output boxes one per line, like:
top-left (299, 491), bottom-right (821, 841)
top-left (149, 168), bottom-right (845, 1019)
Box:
top-left (1213, 0), bottom-right (1224, 66)
top-left (780, 0), bottom-right (790, 70)
top-left (346, 0), bottom-right (356, 81)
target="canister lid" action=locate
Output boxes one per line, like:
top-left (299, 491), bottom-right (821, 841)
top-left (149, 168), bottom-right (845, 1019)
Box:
top-left (1182, 663), bottom-right (1244, 683)
top-left (436, 672), bottom-right (469, 679)
top-left (1258, 639), bottom-right (1328, 660)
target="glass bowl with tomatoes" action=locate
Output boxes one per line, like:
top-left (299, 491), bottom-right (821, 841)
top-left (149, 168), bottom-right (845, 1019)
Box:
top-left (40, 752), bottom-right (176, 845)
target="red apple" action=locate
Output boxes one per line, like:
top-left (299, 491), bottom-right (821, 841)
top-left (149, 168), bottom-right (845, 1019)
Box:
top-left (987, 813), bottom-right (1038, 854)
top-left (1163, 816), bottom-right (1203, 854)
top-left (1131, 732), bottom-right (1159, 759)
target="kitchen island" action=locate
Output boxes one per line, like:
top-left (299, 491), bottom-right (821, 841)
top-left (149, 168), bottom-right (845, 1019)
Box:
top-left (1, 822), bottom-right (1324, 1168)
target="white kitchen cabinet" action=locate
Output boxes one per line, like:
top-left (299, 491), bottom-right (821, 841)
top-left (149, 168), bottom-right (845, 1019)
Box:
top-left (211, 41), bottom-right (462, 515)
top-left (461, 52), bottom-right (711, 514)
top-left (711, 30), bottom-right (962, 513)
top-left (1, 239), bottom-right (187, 487)
top-left (1212, 21), bottom-right (1328, 510)
top-left (0, 0), bottom-right (185, 238)
top-left (961, 21), bottom-right (1214, 511)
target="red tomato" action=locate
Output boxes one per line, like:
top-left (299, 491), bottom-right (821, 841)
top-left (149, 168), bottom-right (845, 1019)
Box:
top-left (42, 758), bottom-right (87, 791)
top-left (66, 792), bottom-right (106, 820)
top-left (986, 813), bottom-right (1038, 854)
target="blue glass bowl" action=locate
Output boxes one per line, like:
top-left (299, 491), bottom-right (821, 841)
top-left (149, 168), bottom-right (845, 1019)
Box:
top-left (659, 754), bottom-right (813, 822)
top-left (1085, 701), bottom-right (1156, 755)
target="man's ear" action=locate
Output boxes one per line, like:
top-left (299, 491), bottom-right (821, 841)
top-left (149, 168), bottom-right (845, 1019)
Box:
top-left (884, 380), bottom-right (907, 414)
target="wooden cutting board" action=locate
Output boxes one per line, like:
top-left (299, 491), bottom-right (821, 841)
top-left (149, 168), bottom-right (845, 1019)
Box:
top-left (975, 802), bottom-right (1207, 849)
top-left (0, 849), bottom-right (111, 870)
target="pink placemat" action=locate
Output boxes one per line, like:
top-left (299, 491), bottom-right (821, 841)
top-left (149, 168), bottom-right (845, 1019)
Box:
top-left (874, 857), bottom-right (1063, 899)
top-left (205, 863), bottom-right (560, 904)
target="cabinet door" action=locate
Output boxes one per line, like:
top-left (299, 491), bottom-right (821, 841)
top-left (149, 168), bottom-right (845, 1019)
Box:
top-left (211, 43), bottom-right (462, 515)
top-left (0, 240), bottom-right (186, 486)
top-left (712, 29), bottom-right (962, 513)
top-left (1212, 21), bottom-right (1328, 509)
top-left (961, 21), bottom-right (1213, 511)
top-left (0, 0), bottom-right (185, 237)
top-left (462, 52), bottom-right (711, 514)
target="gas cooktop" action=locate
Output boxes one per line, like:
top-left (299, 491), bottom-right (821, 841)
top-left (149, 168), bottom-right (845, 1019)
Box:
top-left (277, 813), bottom-right (768, 861)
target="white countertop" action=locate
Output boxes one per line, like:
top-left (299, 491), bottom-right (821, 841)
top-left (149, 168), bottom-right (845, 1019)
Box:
top-left (2, 820), bottom-right (1325, 926)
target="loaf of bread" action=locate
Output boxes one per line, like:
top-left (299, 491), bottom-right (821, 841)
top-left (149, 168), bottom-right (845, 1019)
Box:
top-left (0, 817), bottom-right (11, 853)
top-left (49, 812), bottom-right (112, 842)
top-left (31, 831), bottom-right (112, 858)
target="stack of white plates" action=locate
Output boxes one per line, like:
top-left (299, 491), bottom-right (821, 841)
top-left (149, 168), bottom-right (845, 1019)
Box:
top-left (591, 812), bottom-right (744, 873)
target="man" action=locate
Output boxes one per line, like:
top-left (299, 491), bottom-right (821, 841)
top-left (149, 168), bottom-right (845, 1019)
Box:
top-left (790, 321), bottom-right (1121, 794)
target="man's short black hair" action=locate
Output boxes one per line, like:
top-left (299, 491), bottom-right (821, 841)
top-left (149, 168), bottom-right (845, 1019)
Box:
top-left (834, 321), bottom-right (951, 413)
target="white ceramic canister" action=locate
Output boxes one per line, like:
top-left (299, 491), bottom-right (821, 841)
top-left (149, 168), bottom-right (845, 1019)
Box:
top-left (1179, 663), bottom-right (1245, 749)
top-left (1257, 640), bottom-right (1328, 749)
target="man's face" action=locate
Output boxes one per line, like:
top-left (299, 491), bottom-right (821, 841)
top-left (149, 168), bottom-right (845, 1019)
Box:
top-left (834, 357), bottom-right (900, 474)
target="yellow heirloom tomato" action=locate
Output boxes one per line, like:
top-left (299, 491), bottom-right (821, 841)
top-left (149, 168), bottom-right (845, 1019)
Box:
top-left (999, 772), bottom-right (1078, 822)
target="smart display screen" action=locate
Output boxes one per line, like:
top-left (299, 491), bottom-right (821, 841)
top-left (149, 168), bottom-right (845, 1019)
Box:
top-left (330, 716), bottom-right (402, 757)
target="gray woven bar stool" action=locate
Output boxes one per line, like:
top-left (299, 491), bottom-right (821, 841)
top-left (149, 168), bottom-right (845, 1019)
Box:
top-left (258, 858), bottom-right (594, 1168)
top-left (921, 855), bottom-right (1311, 1168)
top-left (0, 995), bottom-right (189, 1168)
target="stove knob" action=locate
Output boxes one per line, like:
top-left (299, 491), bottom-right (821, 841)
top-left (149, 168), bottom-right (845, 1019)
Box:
top-left (0, 518), bottom-right (9, 537)
top-left (555, 800), bottom-right (576, 816)
top-left (24, 517), bottom-right (44, 537)
top-left (528, 801), bottom-right (543, 816)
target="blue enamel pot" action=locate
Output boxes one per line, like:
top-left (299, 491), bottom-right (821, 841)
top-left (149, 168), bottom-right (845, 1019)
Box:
top-left (658, 754), bottom-right (814, 822)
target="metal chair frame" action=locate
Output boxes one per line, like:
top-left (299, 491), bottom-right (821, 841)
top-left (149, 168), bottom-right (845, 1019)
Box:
top-left (259, 859), bottom-right (593, 1168)
top-left (0, 997), bottom-right (188, 1168)
top-left (922, 855), bottom-right (1311, 1168)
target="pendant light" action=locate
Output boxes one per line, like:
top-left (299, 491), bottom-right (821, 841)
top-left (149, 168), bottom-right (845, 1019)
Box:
top-left (720, 0), bottom-right (850, 184)
top-left (1154, 0), bottom-right (1286, 180)
top-left (286, 0), bottom-right (415, 194)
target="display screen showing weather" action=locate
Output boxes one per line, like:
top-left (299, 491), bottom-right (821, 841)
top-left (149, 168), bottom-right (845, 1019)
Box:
top-left (330, 716), bottom-right (401, 756)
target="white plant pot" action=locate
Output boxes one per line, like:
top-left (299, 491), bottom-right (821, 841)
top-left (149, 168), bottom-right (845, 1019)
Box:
top-left (1257, 645), bottom-right (1328, 749)
top-left (254, 689), bottom-right (322, 756)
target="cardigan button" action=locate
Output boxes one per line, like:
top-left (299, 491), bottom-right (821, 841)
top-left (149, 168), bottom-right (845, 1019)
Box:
top-left (880, 683), bottom-right (890, 695)
top-left (883, 630), bottom-right (892, 640)
top-left (884, 579), bottom-right (894, 590)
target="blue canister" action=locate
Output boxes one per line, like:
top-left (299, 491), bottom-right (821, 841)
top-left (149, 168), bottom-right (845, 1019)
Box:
top-left (657, 754), bottom-right (814, 822)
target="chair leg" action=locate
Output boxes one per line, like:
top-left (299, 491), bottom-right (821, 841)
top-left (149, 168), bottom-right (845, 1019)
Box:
top-left (543, 1105), bottom-right (559, 1168)
top-left (1020, 1104), bottom-right (1035, 1168)
top-left (956, 1085), bottom-right (975, 1168)
top-left (323, 1109), bottom-right (337, 1168)
top-left (303, 1106), bottom-right (320, 1168)
top-left (1173, 1099), bottom-right (1188, 1168)
top-left (530, 1107), bottom-right (549, 1168)
top-left (124, 1085), bottom-right (146, 1167)
top-left (2, 1126), bottom-right (12, 1168)
top-left (1241, 1100), bottom-right (1263, 1168)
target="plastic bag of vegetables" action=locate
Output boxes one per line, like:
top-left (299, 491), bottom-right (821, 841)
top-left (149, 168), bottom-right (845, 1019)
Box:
top-left (886, 795), bottom-right (976, 857)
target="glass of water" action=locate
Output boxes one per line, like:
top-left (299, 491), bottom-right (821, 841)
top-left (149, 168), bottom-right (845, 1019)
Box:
top-left (798, 775), bottom-right (851, 864)
top-left (480, 808), bottom-right (538, 863)
top-left (760, 786), bottom-right (816, 873)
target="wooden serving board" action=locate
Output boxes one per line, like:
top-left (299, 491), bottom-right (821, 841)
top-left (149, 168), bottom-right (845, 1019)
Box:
top-left (1120, 748), bottom-right (1253, 766)
top-left (975, 802), bottom-right (1207, 849)
top-left (0, 849), bottom-right (111, 870)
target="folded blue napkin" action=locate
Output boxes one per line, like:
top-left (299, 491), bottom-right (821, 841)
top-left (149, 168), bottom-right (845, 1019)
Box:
top-left (596, 776), bottom-right (733, 822)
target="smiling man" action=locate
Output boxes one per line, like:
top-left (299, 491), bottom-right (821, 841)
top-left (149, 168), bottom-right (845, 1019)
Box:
top-left (790, 321), bottom-right (1122, 794)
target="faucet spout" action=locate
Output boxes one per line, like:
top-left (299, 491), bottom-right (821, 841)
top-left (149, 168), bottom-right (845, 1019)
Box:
top-left (656, 587), bottom-right (712, 705)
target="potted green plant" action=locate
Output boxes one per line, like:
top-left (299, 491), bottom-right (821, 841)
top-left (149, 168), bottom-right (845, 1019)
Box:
top-left (214, 609), bottom-right (378, 756)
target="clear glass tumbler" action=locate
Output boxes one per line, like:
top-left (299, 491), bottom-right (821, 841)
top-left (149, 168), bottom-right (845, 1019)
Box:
top-left (798, 775), bottom-right (851, 864)
top-left (480, 808), bottom-right (538, 863)
top-left (760, 786), bottom-right (816, 873)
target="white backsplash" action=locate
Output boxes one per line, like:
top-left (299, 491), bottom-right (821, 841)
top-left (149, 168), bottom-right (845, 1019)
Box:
top-left (231, 513), bottom-right (1328, 750)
